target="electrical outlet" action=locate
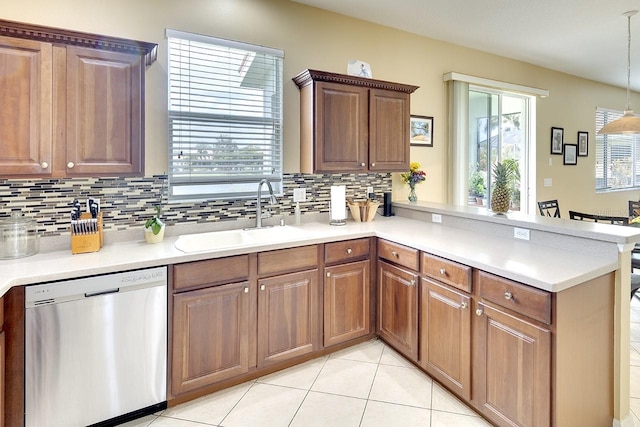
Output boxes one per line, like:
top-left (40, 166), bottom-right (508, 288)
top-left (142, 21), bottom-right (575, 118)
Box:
top-left (293, 188), bottom-right (306, 202)
top-left (432, 213), bottom-right (442, 223)
top-left (514, 227), bottom-right (530, 241)
top-left (367, 186), bottom-right (374, 197)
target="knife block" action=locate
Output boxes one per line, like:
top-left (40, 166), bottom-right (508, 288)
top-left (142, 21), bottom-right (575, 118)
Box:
top-left (70, 212), bottom-right (103, 254)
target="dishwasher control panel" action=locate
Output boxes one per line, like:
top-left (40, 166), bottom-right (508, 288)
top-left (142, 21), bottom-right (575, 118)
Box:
top-left (25, 266), bottom-right (168, 307)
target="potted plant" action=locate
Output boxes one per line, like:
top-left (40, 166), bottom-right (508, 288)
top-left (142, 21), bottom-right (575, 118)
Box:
top-left (144, 177), bottom-right (166, 243)
top-left (469, 170), bottom-right (486, 205)
top-left (144, 205), bottom-right (165, 243)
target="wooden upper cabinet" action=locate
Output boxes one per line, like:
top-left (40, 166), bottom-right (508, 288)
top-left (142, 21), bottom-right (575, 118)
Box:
top-left (0, 36), bottom-right (52, 175)
top-left (64, 46), bottom-right (143, 176)
top-left (0, 19), bottom-right (156, 178)
top-left (313, 81), bottom-right (369, 172)
top-left (368, 88), bottom-right (410, 171)
top-left (293, 69), bottom-right (418, 173)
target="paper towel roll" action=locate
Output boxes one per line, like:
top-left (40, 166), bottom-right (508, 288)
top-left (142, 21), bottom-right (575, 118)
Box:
top-left (330, 185), bottom-right (346, 221)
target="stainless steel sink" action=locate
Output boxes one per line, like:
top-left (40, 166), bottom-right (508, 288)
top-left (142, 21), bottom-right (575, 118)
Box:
top-left (174, 226), bottom-right (310, 253)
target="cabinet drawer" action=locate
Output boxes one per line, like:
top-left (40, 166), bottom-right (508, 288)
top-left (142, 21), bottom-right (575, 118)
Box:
top-left (378, 239), bottom-right (419, 271)
top-left (422, 252), bottom-right (472, 293)
top-left (325, 238), bottom-right (370, 264)
top-left (173, 255), bottom-right (250, 291)
top-left (477, 271), bottom-right (551, 325)
top-left (258, 245), bottom-right (319, 276)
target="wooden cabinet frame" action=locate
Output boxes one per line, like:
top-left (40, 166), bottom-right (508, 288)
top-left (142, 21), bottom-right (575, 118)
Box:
top-left (0, 19), bottom-right (156, 178)
top-left (293, 69), bottom-right (418, 173)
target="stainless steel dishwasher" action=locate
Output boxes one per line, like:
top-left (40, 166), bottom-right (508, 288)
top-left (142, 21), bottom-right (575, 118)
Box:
top-left (25, 266), bottom-right (167, 427)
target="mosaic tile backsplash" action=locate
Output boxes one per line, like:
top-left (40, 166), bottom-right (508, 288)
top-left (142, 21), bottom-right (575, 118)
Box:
top-left (0, 173), bottom-right (392, 237)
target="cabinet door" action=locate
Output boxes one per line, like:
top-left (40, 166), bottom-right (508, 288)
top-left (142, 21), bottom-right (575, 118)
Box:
top-left (377, 260), bottom-right (419, 361)
top-left (257, 269), bottom-right (319, 368)
top-left (172, 281), bottom-right (251, 396)
top-left (420, 278), bottom-right (471, 400)
top-left (474, 302), bottom-right (551, 427)
top-left (0, 36), bottom-right (52, 176)
top-left (314, 81), bottom-right (369, 172)
top-left (368, 88), bottom-right (410, 172)
top-left (324, 260), bottom-right (370, 347)
top-left (65, 46), bottom-right (143, 175)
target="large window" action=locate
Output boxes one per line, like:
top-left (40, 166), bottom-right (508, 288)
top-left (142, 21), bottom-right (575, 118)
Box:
top-left (468, 88), bottom-right (528, 211)
top-left (166, 29), bottom-right (283, 201)
top-left (595, 108), bottom-right (640, 191)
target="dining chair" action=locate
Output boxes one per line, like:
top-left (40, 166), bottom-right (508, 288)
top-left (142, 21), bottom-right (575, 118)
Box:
top-left (628, 201), bottom-right (640, 273)
top-left (629, 201), bottom-right (640, 219)
top-left (568, 210), bottom-right (629, 225)
top-left (570, 210), bottom-right (640, 298)
top-left (537, 200), bottom-right (560, 218)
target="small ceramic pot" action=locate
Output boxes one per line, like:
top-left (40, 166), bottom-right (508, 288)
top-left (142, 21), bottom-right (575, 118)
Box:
top-left (144, 224), bottom-right (165, 244)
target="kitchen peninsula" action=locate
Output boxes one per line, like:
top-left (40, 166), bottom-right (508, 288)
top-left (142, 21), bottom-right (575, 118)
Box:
top-left (2, 202), bottom-right (638, 427)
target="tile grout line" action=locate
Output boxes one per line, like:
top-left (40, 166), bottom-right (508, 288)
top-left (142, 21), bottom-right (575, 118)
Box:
top-left (287, 355), bottom-right (331, 426)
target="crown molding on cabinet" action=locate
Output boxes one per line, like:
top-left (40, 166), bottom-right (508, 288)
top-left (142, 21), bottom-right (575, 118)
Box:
top-left (0, 19), bottom-right (157, 66)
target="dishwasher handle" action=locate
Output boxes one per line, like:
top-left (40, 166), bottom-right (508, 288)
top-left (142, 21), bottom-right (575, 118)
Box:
top-left (84, 288), bottom-right (120, 298)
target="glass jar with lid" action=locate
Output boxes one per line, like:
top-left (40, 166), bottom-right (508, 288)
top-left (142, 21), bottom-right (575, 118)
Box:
top-left (0, 212), bottom-right (40, 259)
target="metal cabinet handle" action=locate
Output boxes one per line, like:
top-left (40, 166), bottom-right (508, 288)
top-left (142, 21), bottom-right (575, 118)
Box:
top-left (260, 284), bottom-right (265, 291)
top-left (504, 291), bottom-right (513, 300)
top-left (371, 162), bottom-right (376, 167)
top-left (439, 268), bottom-right (446, 275)
top-left (408, 279), bottom-right (416, 286)
top-left (244, 287), bottom-right (249, 293)
top-left (461, 302), bottom-right (467, 309)
top-left (391, 251), bottom-right (399, 257)
top-left (41, 161), bottom-right (49, 169)
top-left (476, 308), bottom-right (483, 316)
top-left (67, 161), bottom-right (75, 169)
top-left (346, 248), bottom-right (352, 254)
top-left (326, 272), bottom-right (331, 277)
top-left (360, 162), bottom-right (365, 167)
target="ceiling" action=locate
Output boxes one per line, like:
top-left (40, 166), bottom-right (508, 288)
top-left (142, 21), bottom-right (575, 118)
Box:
top-left (291, 0), bottom-right (640, 92)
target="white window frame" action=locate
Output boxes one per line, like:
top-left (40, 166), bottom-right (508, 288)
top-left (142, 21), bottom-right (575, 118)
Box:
top-left (444, 72), bottom-right (546, 215)
top-left (166, 29), bottom-right (284, 202)
top-left (595, 107), bottom-right (640, 191)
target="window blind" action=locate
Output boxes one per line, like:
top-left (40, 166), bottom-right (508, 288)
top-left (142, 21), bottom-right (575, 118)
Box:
top-left (166, 29), bottom-right (283, 201)
top-left (595, 108), bottom-right (640, 190)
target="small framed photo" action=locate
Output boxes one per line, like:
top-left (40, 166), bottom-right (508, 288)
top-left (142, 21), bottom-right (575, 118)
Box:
top-left (578, 131), bottom-right (589, 156)
top-left (551, 127), bottom-right (564, 155)
top-left (410, 115), bottom-right (433, 147)
top-left (563, 143), bottom-right (578, 165)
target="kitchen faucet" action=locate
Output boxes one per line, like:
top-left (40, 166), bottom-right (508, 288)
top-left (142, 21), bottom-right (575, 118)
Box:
top-left (255, 179), bottom-right (278, 228)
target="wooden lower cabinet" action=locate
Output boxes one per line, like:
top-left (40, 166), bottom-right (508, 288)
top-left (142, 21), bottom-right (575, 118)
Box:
top-left (324, 260), bottom-right (370, 347)
top-left (473, 301), bottom-right (551, 427)
top-left (420, 277), bottom-right (471, 400)
top-left (171, 281), bottom-right (251, 396)
top-left (377, 260), bottom-right (419, 361)
top-left (257, 269), bottom-right (319, 368)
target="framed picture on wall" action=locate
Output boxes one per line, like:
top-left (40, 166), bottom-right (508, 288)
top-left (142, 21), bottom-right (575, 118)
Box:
top-left (578, 131), bottom-right (589, 156)
top-left (551, 127), bottom-right (564, 154)
top-left (410, 115), bottom-right (434, 147)
top-left (563, 143), bottom-right (578, 165)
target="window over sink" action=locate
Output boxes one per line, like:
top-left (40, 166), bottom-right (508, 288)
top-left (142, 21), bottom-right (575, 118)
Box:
top-left (166, 29), bottom-right (283, 201)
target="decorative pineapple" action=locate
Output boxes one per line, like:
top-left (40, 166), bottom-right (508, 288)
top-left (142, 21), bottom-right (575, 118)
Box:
top-left (490, 161), bottom-right (513, 214)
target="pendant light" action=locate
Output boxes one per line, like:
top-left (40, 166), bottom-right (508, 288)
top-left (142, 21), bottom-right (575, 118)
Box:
top-left (599, 10), bottom-right (640, 135)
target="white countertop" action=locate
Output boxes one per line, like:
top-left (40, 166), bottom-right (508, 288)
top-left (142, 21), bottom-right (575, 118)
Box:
top-left (0, 215), bottom-right (622, 295)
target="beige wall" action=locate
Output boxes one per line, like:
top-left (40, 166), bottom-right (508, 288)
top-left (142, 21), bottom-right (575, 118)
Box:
top-left (4, 0), bottom-right (638, 216)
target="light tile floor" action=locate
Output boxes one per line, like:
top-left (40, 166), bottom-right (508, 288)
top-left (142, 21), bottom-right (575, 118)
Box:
top-left (122, 339), bottom-right (491, 427)
top-left (119, 295), bottom-right (640, 427)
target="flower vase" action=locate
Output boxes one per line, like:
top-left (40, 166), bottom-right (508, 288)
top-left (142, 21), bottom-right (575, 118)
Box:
top-left (408, 185), bottom-right (417, 202)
